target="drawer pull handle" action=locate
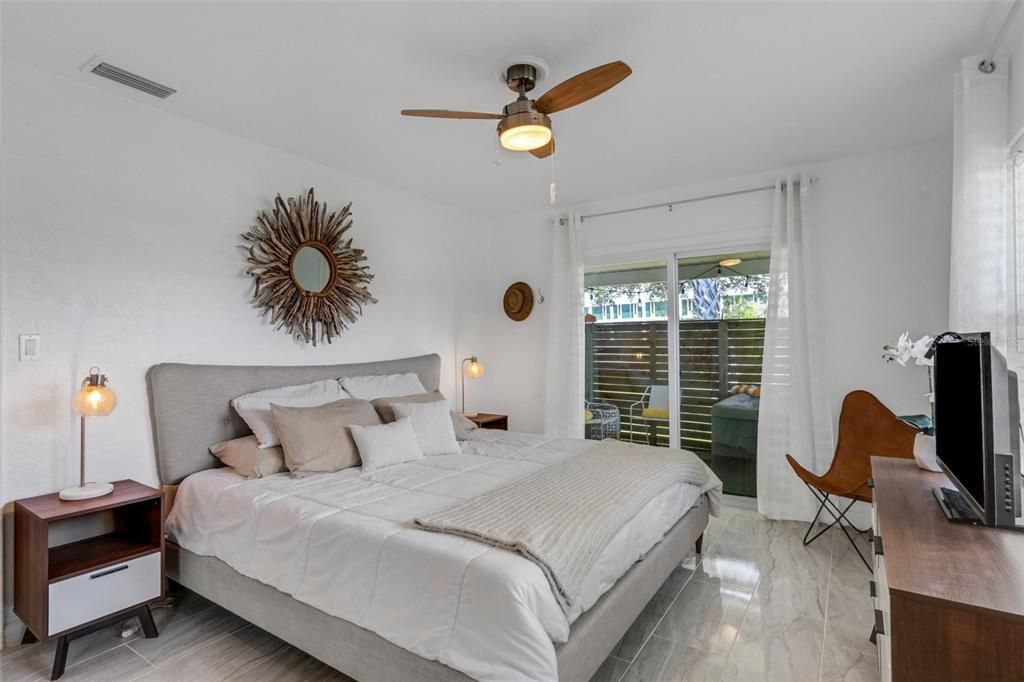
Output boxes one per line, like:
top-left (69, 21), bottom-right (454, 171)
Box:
top-left (874, 609), bottom-right (886, 636)
top-left (873, 535), bottom-right (884, 556)
top-left (869, 580), bottom-right (877, 598)
top-left (89, 564), bottom-right (129, 580)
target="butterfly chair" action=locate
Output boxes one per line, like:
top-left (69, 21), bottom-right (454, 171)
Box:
top-left (786, 390), bottom-right (916, 569)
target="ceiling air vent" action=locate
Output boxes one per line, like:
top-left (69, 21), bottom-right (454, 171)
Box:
top-left (89, 62), bottom-right (176, 99)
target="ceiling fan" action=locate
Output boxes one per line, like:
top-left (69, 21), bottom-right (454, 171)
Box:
top-left (401, 59), bottom-right (631, 159)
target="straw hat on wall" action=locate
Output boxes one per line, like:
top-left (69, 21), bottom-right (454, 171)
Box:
top-left (503, 282), bottom-right (534, 321)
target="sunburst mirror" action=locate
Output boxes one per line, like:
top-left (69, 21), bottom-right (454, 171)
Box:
top-left (242, 189), bottom-right (376, 345)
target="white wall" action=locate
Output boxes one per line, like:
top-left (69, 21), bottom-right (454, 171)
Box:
top-left (460, 211), bottom-right (553, 433)
top-left (813, 142), bottom-right (951, 417)
top-left (468, 140), bottom-right (952, 436)
top-left (0, 59), bottom-right (484, 505)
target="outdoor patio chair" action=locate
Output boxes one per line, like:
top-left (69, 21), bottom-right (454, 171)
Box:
top-left (628, 385), bottom-right (670, 445)
top-left (585, 402), bottom-right (620, 440)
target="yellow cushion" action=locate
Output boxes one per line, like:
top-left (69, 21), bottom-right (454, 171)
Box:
top-left (641, 407), bottom-right (670, 419)
top-left (584, 409), bottom-right (594, 422)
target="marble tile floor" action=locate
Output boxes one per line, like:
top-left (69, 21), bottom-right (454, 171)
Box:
top-left (1, 507), bottom-right (879, 682)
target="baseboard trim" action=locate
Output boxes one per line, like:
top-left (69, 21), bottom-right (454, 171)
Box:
top-left (721, 494), bottom-right (757, 511)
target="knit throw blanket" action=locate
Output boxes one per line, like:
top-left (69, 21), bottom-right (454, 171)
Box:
top-left (415, 439), bottom-right (722, 614)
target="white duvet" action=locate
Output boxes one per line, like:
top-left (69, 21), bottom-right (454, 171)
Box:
top-left (167, 431), bottom-right (716, 681)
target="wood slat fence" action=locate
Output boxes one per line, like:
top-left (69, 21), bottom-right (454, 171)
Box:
top-left (585, 319), bottom-right (766, 450)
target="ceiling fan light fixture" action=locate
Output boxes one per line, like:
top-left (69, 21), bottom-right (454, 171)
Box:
top-left (402, 59), bottom-right (630, 159)
top-left (498, 109), bottom-right (552, 151)
top-left (500, 123), bottom-right (552, 151)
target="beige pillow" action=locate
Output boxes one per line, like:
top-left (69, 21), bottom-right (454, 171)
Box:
top-left (270, 399), bottom-right (381, 473)
top-left (209, 435), bottom-right (286, 479)
top-left (372, 391), bottom-right (477, 440)
top-left (372, 391), bottom-right (445, 422)
top-left (451, 412), bottom-right (479, 440)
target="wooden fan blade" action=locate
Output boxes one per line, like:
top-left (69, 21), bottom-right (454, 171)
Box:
top-left (401, 109), bottom-right (504, 120)
top-left (530, 137), bottom-right (555, 159)
top-left (535, 61), bottom-right (632, 114)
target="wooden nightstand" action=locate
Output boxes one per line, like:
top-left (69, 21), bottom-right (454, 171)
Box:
top-left (468, 413), bottom-right (508, 430)
top-left (14, 480), bottom-right (164, 680)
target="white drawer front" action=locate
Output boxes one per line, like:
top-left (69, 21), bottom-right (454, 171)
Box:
top-left (48, 552), bottom-right (160, 635)
top-left (875, 555), bottom-right (890, 614)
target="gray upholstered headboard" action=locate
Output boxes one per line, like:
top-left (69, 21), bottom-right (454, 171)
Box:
top-left (147, 353), bottom-right (441, 484)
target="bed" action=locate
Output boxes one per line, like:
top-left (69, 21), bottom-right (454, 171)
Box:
top-left (148, 354), bottom-right (717, 682)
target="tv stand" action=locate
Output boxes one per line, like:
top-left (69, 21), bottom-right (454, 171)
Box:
top-left (871, 458), bottom-right (1024, 681)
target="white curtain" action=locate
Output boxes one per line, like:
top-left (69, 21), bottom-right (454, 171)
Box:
top-left (544, 215), bottom-right (585, 438)
top-left (950, 56), bottom-right (1009, 351)
top-left (757, 177), bottom-right (835, 521)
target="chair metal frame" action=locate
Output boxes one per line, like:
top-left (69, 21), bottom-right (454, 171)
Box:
top-left (627, 385), bottom-right (669, 445)
top-left (585, 401), bottom-right (621, 440)
top-left (800, 482), bottom-right (872, 569)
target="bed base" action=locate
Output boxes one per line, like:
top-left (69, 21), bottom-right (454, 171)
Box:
top-left (166, 496), bottom-right (709, 682)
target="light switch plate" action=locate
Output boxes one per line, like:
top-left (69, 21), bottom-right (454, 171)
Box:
top-left (19, 334), bottom-right (40, 361)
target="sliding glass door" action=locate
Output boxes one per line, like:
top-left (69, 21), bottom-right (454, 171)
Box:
top-left (583, 250), bottom-right (770, 498)
top-left (677, 252), bottom-right (769, 497)
top-left (583, 260), bottom-right (670, 447)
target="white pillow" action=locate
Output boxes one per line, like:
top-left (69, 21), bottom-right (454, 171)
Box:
top-left (340, 373), bottom-right (427, 400)
top-left (392, 399), bottom-right (460, 456)
top-left (231, 379), bottom-right (350, 448)
top-left (350, 418), bottom-right (424, 472)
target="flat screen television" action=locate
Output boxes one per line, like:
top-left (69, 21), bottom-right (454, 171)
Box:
top-left (933, 332), bottom-right (1021, 528)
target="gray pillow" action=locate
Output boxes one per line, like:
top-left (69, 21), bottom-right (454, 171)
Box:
top-left (270, 398), bottom-right (381, 473)
top-left (371, 391), bottom-right (478, 440)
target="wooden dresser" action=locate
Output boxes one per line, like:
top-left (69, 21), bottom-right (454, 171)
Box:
top-left (870, 457), bottom-right (1024, 682)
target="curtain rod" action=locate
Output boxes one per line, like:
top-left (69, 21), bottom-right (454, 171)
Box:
top-left (980, 0), bottom-right (1022, 73)
top-left (576, 176), bottom-right (817, 224)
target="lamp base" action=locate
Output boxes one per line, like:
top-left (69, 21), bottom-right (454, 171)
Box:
top-left (59, 482), bottom-right (114, 501)
top-left (460, 411), bottom-right (479, 418)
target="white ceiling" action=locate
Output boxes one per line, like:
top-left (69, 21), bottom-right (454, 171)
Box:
top-left (2, 1), bottom-right (1007, 215)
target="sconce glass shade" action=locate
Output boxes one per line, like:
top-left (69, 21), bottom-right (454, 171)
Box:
top-left (73, 370), bottom-right (117, 416)
top-left (464, 359), bottom-right (485, 379)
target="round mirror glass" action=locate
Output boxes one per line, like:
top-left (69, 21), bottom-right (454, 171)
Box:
top-left (291, 245), bottom-right (332, 294)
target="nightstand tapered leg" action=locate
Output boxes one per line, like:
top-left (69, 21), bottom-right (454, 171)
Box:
top-left (139, 605), bottom-right (158, 638)
top-left (50, 636), bottom-right (70, 680)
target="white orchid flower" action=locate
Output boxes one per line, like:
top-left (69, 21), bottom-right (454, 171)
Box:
top-left (910, 335), bottom-right (934, 366)
top-left (882, 331), bottom-right (914, 366)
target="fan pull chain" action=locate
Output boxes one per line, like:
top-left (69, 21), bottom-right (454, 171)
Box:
top-left (493, 137), bottom-right (503, 167)
top-left (549, 152), bottom-right (557, 206)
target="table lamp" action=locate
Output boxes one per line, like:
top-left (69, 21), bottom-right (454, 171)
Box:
top-left (61, 367), bottom-right (117, 501)
top-left (461, 356), bottom-right (485, 417)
